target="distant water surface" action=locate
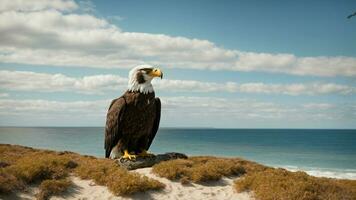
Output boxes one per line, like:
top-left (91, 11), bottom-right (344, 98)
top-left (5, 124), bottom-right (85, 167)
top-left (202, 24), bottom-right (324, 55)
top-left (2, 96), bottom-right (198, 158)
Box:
top-left (0, 127), bottom-right (355, 179)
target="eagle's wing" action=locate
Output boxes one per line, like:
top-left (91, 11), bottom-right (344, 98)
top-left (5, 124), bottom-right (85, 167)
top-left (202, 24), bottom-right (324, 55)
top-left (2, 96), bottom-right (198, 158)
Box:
top-left (104, 97), bottom-right (126, 158)
top-left (146, 97), bottom-right (161, 150)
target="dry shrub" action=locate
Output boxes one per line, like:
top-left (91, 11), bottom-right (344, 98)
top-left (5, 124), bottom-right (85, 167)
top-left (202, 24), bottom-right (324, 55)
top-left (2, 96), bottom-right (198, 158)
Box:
top-left (6, 152), bottom-right (76, 183)
top-left (37, 179), bottom-right (72, 200)
top-left (1, 150), bottom-right (76, 199)
top-left (5, 144), bottom-right (355, 200)
top-left (153, 156), bottom-right (356, 200)
top-left (0, 170), bottom-right (24, 193)
top-left (107, 172), bottom-right (165, 196)
top-left (75, 157), bottom-right (165, 195)
top-left (0, 144), bottom-right (165, 197)
top-left (74, 157), bottom-right (113, 184)
top-left (234, 168), bottom-right (356, 200)
top-left (152, 156), bottom-right (245, 184)
top-left (152, 159), bottom-right (193, 180)
top-left (0, 144), bottom-right (36, 164)
top-left (231, 159), bottom-right (268, 173)
top-left (0, 161), bottom-right (10, 168)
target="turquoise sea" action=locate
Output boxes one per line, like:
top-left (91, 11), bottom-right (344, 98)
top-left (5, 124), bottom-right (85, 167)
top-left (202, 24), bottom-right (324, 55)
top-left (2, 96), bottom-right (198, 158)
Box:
top-left (0, 127), bottom-right (355, 179)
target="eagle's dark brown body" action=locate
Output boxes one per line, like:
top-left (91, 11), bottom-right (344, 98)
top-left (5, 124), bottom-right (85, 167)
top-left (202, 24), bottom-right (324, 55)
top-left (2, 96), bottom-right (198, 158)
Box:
top-left (104, 90), bottom-right (161, 158)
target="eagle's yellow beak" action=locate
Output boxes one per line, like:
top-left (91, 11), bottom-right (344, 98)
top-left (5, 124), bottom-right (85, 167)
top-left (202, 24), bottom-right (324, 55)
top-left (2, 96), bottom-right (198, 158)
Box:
top-left (150, 68), bottom-right (163, 79)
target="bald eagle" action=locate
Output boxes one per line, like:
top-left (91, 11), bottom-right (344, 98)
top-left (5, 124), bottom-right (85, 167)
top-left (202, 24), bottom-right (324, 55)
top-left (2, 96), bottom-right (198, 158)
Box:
top-left (105, 65), bottom-right (163, 160)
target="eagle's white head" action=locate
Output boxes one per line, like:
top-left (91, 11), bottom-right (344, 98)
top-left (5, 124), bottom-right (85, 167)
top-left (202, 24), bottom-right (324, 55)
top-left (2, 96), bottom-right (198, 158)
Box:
top-left (128, 65), bottom-right (163, 94)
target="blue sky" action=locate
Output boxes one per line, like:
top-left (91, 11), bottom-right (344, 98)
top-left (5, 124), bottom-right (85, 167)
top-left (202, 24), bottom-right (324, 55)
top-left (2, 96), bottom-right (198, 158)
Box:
top-left (0, 0), bottom-right (355, 128)
top-left (94, 0), bottom-right (356, 56)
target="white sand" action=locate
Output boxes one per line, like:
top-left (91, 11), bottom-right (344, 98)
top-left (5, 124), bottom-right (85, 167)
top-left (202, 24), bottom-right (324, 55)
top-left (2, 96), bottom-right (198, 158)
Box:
top-left (2, 167), bottom-right (253, 200)
top-left (131, 168), bottom-right (253, 200)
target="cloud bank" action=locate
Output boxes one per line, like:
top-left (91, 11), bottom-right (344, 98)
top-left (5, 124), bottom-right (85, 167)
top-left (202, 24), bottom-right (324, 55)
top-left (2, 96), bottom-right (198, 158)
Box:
top-left (1, 70), bottom-right (355, 95)
top-left (0, 97), bottom-right (354, 127)
top-left (0, 0), bottom-right (355, 76)
top-left (0, 70), bottom-right (127, 94)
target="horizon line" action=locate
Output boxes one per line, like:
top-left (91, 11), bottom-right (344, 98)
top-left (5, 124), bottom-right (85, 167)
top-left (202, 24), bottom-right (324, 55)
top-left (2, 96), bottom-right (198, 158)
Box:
top-left (0, 126), bottom-right (355, 130)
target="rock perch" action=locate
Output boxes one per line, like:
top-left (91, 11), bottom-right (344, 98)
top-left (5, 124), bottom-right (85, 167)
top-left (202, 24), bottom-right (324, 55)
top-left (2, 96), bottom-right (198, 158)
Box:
top-left (115, 152), bottom-right (188, 170)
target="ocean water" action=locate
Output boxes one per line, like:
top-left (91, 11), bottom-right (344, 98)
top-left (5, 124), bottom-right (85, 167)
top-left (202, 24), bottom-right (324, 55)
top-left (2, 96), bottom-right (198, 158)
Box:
top-left (0, 127), bottom-right (355, 179)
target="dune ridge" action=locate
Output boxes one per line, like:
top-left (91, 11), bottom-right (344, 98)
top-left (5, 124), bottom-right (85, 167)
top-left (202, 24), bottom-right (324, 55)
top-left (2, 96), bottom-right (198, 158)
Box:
top-left (1, 144), bottom-right (355, 200)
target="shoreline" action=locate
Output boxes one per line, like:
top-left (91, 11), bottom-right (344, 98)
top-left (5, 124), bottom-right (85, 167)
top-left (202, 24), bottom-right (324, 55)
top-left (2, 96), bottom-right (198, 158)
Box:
top-left (281, 165), bottom-right (356, 180)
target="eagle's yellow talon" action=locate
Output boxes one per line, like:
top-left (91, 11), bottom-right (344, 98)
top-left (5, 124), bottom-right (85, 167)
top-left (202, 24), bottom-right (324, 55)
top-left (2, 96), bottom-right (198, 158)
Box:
top-left (122, 150), bottom-right (136, 160)
top-left (138, 150), bottom-right (154, 157)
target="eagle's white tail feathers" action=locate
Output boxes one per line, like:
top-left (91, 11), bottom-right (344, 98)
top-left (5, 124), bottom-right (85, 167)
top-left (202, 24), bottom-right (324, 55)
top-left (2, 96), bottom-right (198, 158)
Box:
top-left (109, 145), bottom-right (121, 159)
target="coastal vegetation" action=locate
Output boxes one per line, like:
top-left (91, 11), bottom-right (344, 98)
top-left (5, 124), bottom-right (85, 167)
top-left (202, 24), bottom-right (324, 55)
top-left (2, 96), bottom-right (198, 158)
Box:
top-left (153, 156), bottom-right (356, 200)
top-left (74, 154), bottom-right (164, 195)
top-left (37, 179), bottom-right (72, 200)
top-left (152, 156), bottom-right (249, 183)
top-left (0, 144), bottom-right (164, 199)
top-left (234, 167), bottom-right (356, 200)
top-left (1, 144), bottom-right (355, 200)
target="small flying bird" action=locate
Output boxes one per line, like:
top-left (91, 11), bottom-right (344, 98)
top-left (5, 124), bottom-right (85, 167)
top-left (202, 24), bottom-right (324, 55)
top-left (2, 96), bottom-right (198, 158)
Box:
top-left (105, 65), bottom-right (163, 160)
top-left (347, 11), bottom-right (356, 19)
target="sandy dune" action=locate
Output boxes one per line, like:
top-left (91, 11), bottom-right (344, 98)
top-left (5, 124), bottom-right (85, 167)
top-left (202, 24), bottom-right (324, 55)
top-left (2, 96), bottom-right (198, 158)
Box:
top-left (132, 168), bottom-right (252, 200)
top-left (4, 167), bottom-right (253, 200)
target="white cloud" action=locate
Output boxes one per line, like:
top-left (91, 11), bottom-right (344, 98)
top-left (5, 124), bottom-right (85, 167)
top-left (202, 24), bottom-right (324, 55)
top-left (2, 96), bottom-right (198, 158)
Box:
top-left (0, 70), bottom-right (127, 94)
top-left (0, 0), bottom-right (77, 12)
top-left (0, 0), bottom-right (355, 76)
top-left (236, 82), bottom-right (355, 95)
top-left (303, 103), bottom-right (334, 110)
top-left (1, 70), bottom-right (355, 95)
top-left (0, 99), bottom-right (106, 113)
top-left (0, 93), bottom-right (9, 97)
top-left (0, 98), bottom-right (109, 126)
top-left (156, 97), bottom-right (356, 124)
top-left (161, 96), bottom-right (294, 119)
top-left (156, 80), bottom-right (356, 95)
top-left (0, 97), bottom-right (354, 127)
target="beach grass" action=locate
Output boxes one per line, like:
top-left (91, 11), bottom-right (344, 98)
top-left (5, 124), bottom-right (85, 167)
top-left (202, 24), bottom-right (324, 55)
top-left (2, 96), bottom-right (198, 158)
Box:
top-left (74, 155), bottom-right (165, 195)
top-left (234, 168), bottom-right (356, 200)
top-left (0, 144), bottom-right (164, 199)
top-left (152, 156), bottom-right (247, 183)
top-left (37, 179), bottom-right (72, 200)
top-left (153, 156), bottom-right (356, 200)
top-left (0, 170), bottom-right (24, 193)
top-left (1, 144), bottom-right (356, 200)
